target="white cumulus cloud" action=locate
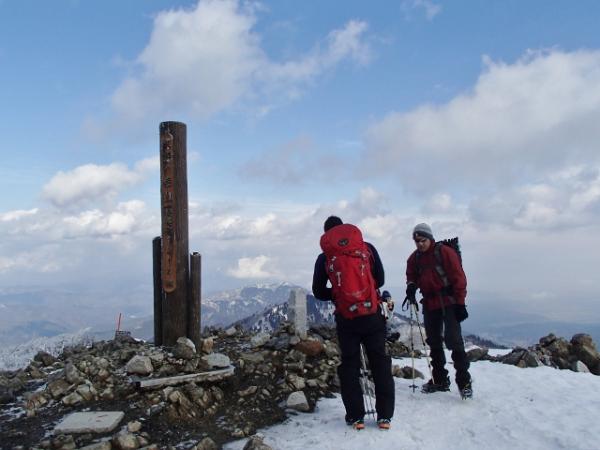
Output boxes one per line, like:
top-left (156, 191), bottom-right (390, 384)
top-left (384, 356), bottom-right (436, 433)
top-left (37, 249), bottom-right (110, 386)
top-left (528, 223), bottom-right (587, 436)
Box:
top-left (42, 158), bottom-right (157, 208)
top-left (109, 0), bottom-right (372, 125)
top-left (363, 49), bottom-right (600, 194)
top-left (227, 255), bottom-right (274, 279)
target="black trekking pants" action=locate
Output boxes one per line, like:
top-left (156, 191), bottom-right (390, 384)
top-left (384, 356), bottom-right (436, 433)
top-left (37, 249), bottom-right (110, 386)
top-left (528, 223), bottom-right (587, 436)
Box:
top-left (423, 305), bottom-right (471, 388)
top-left (336, 311), bottom-right (395, 421)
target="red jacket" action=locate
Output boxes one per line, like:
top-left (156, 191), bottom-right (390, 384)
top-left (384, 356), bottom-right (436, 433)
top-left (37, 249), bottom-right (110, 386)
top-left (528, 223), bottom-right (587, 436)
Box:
top-left (406, 242), bottom-right (467, 311)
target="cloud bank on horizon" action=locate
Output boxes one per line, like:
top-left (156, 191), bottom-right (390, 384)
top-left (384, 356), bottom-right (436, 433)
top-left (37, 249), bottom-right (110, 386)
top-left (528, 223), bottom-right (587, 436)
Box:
top-left (1, 0), bottom-right (600, 323)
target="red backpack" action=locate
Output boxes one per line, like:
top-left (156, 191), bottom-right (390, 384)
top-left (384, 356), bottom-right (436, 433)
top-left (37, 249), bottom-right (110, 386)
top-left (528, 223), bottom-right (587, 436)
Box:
top-left (319, 224), bottom-right (380, 319)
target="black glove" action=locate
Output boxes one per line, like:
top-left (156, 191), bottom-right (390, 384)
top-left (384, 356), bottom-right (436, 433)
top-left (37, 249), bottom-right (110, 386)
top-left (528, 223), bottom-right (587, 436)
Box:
top-left (405, 283), bottom-right (417, 303)
top-left (402, 283), bottom-right (419, 311)
top-left (455, 304), bottom-right (468, 322)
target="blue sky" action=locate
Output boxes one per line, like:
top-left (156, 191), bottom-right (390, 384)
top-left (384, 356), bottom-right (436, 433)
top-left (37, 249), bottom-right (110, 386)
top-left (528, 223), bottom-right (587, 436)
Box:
top-left (2, 0), bottom-right (600, 323)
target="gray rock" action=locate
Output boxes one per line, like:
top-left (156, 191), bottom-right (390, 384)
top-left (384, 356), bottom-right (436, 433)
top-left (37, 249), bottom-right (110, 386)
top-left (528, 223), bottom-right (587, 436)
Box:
top-left (65, 363), bottom-right (83, 384)
top-left (76, 384), bottom-right (97, 401)
top-left (25, 391), bottom-right (48, 410)
top-left (250, 333), bottom-right (270, 348)
top-left (62, 392), bottom-right (84, 406)
top-left (570, 334), bottom-right (600, 375)
top-left (265, 335), bottom-right (291, 351)
top-left (520, 351), bottom-right (542, 368)
top-left (286, 391), bottom-right (310, 412)
top-left (34, 351), bottom-right (58, 367)
top-left (241, 352), bottom-right (265, 364)
top-left (48, 379), bottom-right (71, 399)
top-left (225, 327), bottom-right (238, 337)
top-left (51, 434), bottom-right (76, 450)
top-left (113, 433), bottom-right (139, 450)
top-left (392, 365), bottom-right (424, 379)
top-left (173, 337), bottom-right (196, 360)
top-left (243, 435), bottom-right (273, 450)
top-left (572, 360), bottom-right (590, 373)
top-left (501, 348), bottom-right (526, 366)
top-left (125, 356), bottom-right (154, 375)
top-left (192, 437), bottom-right (219, 450)
top-left (78, 440), bottom-right (112, 450)
top-left (54, 411), bottom-right (124, 434)
top-left (127, 420), bottom-right (142, 433)
top-left (539, 333), bottom-right (558, 347)
top-left (202, 353), bottom-right (231, 369)
top-left (467, 347), bottom-right (489, 362)
top-left (201, 337), bottom-right (214, 354)
top-left (287, 374), bottom-right (306, 390)
top-left (238, 386), bottom-right (258, 397)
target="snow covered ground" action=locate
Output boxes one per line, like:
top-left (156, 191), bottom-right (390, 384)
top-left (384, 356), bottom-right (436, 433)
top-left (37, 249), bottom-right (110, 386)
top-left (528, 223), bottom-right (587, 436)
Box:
top-left (226, 351), bottom-right (600, 450)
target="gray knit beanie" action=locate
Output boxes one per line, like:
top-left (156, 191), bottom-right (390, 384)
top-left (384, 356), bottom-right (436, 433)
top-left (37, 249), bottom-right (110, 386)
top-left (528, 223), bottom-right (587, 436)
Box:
top-left (413, 223), bottom-right (434, 241)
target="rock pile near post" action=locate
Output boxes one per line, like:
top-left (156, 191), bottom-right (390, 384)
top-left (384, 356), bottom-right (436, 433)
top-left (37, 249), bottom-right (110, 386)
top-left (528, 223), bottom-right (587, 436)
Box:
top-left (0, 323), bottom-right (343, 449)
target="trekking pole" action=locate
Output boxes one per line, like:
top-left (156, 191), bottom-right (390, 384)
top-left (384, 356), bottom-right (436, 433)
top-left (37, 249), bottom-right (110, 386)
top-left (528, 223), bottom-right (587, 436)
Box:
top-left (408, 303), bottom-right (417, 392)
top-left (413, 302), bottom-right (433, 380)
top-left (359, 344), bottom-right (376, 420)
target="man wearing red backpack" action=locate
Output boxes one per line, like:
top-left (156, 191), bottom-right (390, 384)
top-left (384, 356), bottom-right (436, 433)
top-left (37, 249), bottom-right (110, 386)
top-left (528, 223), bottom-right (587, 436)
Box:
top-left (312, 216), bottom-right (395, 430)
top-left (405, 223), bottom-right (472, 399)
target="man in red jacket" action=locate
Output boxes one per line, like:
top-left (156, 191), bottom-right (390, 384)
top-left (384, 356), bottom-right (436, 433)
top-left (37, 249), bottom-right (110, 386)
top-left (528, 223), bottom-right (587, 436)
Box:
top-left (405, 223), bottom-right (472, 399)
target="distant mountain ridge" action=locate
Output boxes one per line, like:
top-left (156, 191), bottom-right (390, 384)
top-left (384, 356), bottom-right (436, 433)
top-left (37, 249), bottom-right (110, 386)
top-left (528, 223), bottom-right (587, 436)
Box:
top-left (231, 294), bottom-right (336, 333)
top-left (201, 282), bottom-right (300, 327)
top-left (2, 282), bottom-right (593, 350)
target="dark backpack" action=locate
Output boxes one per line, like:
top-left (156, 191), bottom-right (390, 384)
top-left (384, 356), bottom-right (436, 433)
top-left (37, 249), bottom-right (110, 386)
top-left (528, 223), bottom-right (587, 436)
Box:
top-left (417, 237), bottom-right (462, 300)
top-left (319, 224), bottom-right (379, 319)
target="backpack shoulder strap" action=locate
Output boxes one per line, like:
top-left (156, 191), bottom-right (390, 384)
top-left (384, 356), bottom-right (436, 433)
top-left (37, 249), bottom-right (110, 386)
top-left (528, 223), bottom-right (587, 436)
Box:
top-left (434, 242), bottom-right (450, 288)
top-left (414, 250), bottom-right (423, 276)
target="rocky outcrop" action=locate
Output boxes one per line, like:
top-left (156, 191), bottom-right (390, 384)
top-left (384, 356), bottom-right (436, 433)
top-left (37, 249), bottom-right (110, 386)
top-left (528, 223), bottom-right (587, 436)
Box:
top-left (0, 323), bottom-right (343, 449)
top-left (497, 333), bottom-right (600, 374)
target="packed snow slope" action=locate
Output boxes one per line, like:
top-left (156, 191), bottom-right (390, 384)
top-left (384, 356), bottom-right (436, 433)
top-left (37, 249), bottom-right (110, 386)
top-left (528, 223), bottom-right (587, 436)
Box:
top-left (227, 351), bottom-right (600, 450)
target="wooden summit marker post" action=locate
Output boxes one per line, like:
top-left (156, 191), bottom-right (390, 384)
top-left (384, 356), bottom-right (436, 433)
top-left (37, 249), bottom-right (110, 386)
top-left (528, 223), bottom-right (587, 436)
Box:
top-left (153, 121), bottom-right (201, 347)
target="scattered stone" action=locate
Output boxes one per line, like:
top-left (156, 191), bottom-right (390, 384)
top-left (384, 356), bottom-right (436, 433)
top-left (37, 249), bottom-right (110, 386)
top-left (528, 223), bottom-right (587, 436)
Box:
top-left (202, 353), bottom-right (231, 369)
top-left (467, 347), bottom-right (489, 362)
top-left (54, 411), bottom-right (125, 434)
top-left (51, 434), bottom-right (76, 450)
top-left (65, 362), bottom-right (83, 384)
top-left (127, 420), bottom-right (142, 433)
top-left (125, 356), bottom-right (154, 375)
top-left (25, 391), bottom-right (48, 411)
top-left (173, 337), bottom-right (196, 360)
top-left (62, 391), bottom-right (84, 406)
top-left (264, 335), bottom-right (291, 351)
top-left (77, 384), bottom-right (97, 401)
top-left (243, 435), bottom-right (273, 450)
top-left (241, 352), bottom-right (265, 364)
top-left (287, 374), bottom-right (306, 390)
top-left (201, 337), bottom-right (214, 354)
top-left (78, 440), bottom-right (112, 450)
top-left (34, 351), bottom-right (58, 367)
top-left (570, 334), bottom-right (600, 375)
top-left (392, 365), bottom-right (424, 379)
top-left (225, 327), bottom-right (238, 337)
top-left (572, 360), bottom-right (590, 373)
top-left (286, 391), bottom-right (310, 412)
top-left (238, 386), bottom-right (258, 397)
top-left (112, 433), bottom-right (139, 450)
top-left (192, 437), bottom-right (219, 450)
top-left (250, 333), bottom-right (270, 348)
